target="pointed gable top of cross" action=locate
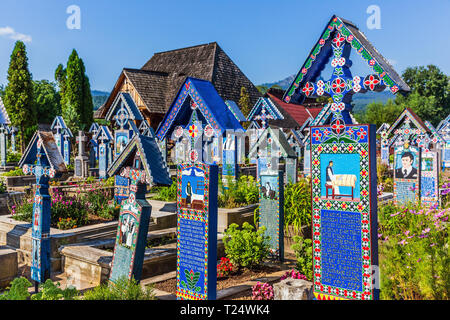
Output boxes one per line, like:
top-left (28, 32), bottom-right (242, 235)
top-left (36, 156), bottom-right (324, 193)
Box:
top-left (156, 77), bottom-right (243, 140)
top-left (107, 134), bottom-right (171, 187)
top-left (19, 130), bottom-right (68, 174)
top-left (283, 15), bottom-right (410, 105)
top-left (51, 116), bottom-right (73, 138)
top-left (386, 107), bottom-right (430, 137)
top-left (248, 126), bottom-right (297, 159)
top-left (105, 92), bottom-right (144, 123)
top-left (94, 125), bottom-right (113, 143)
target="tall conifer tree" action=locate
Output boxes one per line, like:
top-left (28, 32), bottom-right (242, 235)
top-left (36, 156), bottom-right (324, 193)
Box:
top-left (4, 41), bottom-right (36, 152)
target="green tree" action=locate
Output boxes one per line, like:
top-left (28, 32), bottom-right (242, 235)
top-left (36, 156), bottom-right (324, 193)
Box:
top-left (398, 65), bottom-right (450, 126)
top-left (33, 80), bottom-right (61, 124)
top-left (3, 41), bottom-right (36, 152)
top-left (238, 86), bottom-right (251, 117)
top-left (60, 49), bottom-right (94, 133)
top-left (256, 85), bottom-right (268, 95)
top-left (0, 84), bottom-right (5, 99)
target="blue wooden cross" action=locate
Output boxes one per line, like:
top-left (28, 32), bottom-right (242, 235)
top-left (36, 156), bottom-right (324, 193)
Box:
top-left (109, 151), bottom-right (152, 283)
top-left (300, 31), bottom-right (385, 125)
top-left (22, 138), bottom-right (56, 286)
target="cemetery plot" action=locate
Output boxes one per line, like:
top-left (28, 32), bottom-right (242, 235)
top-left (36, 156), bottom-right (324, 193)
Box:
top-left (176, 162), bottom-right (218, 300)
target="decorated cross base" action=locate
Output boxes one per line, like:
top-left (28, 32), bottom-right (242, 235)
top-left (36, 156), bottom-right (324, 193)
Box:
top-left (310, 124), bottom-right (378, 300)
top-left (259, 171), bottom-right (284, 261)
top-left (22, 139), bottom-right (56, 285)
top-left (109, 153), bottom-right (152, 283)
top-left (176, 162), bottom-right (218, 300)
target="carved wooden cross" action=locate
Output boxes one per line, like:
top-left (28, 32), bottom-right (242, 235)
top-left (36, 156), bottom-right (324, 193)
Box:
top-left (22, 138), bottom-right (55, 285)
top-left (300, 31), bottom-right (385, 125)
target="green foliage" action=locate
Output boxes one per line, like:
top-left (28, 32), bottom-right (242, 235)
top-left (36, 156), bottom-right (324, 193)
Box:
top-left (1, 166), bottom-right (25, 176)
top-left (3, 41), bottom-right (36, 151)
top-left (153, 177), bottom-right (177, 202)
top-left (83, 277), bottom-right (156, 300)
top-left (0, 180), bottom-right (7, 194)
top-left (283, 179), bottom-right (312, 233)
top-left (377, 160), bottom-right (393, 193)
top-left (290, 236), bottom-right (313, 281)
top-left (223, 222), bottom-right (271, 269)
top-left (31, 279), bottom-right (78, 300)
top-left (6, 152), bottom-right (22, 163)
top-left (378, 202), bottom-right (450, 300)
top-left (239, 86), bottom-right (251, 118)
top-left (356, 65), bottom-right (450, 127)
top-left (33, 80), bottom-right (61, 124)
top-left (60, 49), bottom-right (94, 134)
top-left (218, 175), bottom-right (259, 208)
top-left (0, 277), bottom-right (31, 300)
top-left (355, 99), bottom-right (403, 128)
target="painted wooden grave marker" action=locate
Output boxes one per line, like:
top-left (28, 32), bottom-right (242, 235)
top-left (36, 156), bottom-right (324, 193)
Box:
top-left (108, 134), bottom-right (171, 283)
top-left (19, 131), bottom-right (67, 288)
top-left (420, 150), bottom-right (439, 207)
top-left (393, 144), bottom-right (420, 205)
top-left (259, 171), bottom-right (284, 261)
top-left (176, 162), bottom-right (218, 300)
top-left (310, 124), bottom-right (378, 300)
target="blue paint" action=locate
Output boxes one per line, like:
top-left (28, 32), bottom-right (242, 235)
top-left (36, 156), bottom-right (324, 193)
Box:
top-left (320, 153), bottom-right (360, 199)
top-left (321, 209), bottom-right (362, 292)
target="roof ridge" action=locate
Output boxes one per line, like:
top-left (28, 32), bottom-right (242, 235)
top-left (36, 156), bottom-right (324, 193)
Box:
top-left (152, 42), bottom-right (218, 55)
top-left (123, 68), bottom-right (169, 77)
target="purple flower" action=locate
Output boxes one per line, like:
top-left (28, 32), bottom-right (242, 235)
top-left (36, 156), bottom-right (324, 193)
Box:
top-left (422, 228), bottom-right (431, 234)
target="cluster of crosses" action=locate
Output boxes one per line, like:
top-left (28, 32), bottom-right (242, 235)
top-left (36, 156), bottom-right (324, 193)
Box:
top-left (11, 14), bottom-right (449, 302)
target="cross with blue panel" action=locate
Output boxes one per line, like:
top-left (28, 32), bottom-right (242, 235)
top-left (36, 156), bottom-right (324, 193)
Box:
top-left (22, 138), bottom-right (56, 286)
top-left (109, 152), bottom-right (151, 283)
top-left (280, 15), bottom-right (413, 300)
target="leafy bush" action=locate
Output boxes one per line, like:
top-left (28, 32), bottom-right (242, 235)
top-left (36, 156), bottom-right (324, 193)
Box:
top-left (291, 235), bottom-right (313, 280)
top-left (31, 279), bottom-right (78, 300)
top-left (152, 177), bottom-right (177, 202)
top-left (6, 152), bottom-right (22, 163)
top-left (378, 202), bottom-right (449, 300)
top-left (222, 222), bottom-right (270, 269)
top-left (0, 180), bottom-right (6, 194)
top-left (283, 179), bottom-right (312, 233)
top-left (218, 175), bottom-right (259, 208)
top-left (1, 166), bottom-right (25, 176)
top-left (83, 277), bottom-right (156, 300)
top-left (0, 277), bottom-right (31, 300)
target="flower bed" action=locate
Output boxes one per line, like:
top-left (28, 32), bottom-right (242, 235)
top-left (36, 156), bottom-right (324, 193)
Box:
top-left (11, 180), bottom-right (119, 230)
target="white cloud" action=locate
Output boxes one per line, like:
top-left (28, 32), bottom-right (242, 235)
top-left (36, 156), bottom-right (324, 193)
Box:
top-left (0, 26), bottom-right (32, 43)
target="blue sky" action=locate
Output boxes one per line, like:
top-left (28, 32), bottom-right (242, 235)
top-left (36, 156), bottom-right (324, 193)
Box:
top-left (0, 0), bottom-right (449, 92)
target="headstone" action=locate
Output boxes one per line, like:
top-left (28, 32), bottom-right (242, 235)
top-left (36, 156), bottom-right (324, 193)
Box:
top-left (393, 144), bottom-right (420, 205)
top-left (0, 127), bottom-right (7, 167)
top-left (10, 127), bottom-right (17, 153)
top-left (74, 131), bottom-right (89, 179)
top-left (109, 154), bottom-right (152, 283)
top-left (285, 157), bottom-right (298, 184)
top-left (222, 132), bottom-right (238, 185)
top-left (22, 139), bottom-right (56, 285)
top-left (259, 171), bottom-right (284, 261)
top-left (63, 135), bottom-right (71, 166)
top-left (420, 150), bottom-right (439, 207)
top-left (310, 124), bottom-right (378, 300)
top-left (176, 162), bottom-right (218, 300)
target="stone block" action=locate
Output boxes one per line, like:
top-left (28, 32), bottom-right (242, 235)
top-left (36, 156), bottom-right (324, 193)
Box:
top-left (0, 246), bottom-right (18, 288)
top-left (273, 278), bottom-right (313, 300)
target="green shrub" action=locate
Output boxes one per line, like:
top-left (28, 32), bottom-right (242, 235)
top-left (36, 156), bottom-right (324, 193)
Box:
top-left (283, 179), bottom-right (312, 233)
top-left (31, 279), bottom-right (78, 300)
top-left (1, 166), bottom-right (25, 177)
top-left (223, 222), bottom-right (270, 269)
top-left (218, 175), bottom-right (259, 208)
top-left (0, 180), bottom-right (6, 194)
top-left (378, 203), bottom-right (449, 300)
top-left (153, 177), bottom-right (177, 202)
top-left (6, 152), bottom-right (22, 163)
top-left (0, 277), bottom-right (32, 300)
top-left (291, 235), bottom-right (313, 280)
top-left (83, 277), bottom-right (156, 300)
